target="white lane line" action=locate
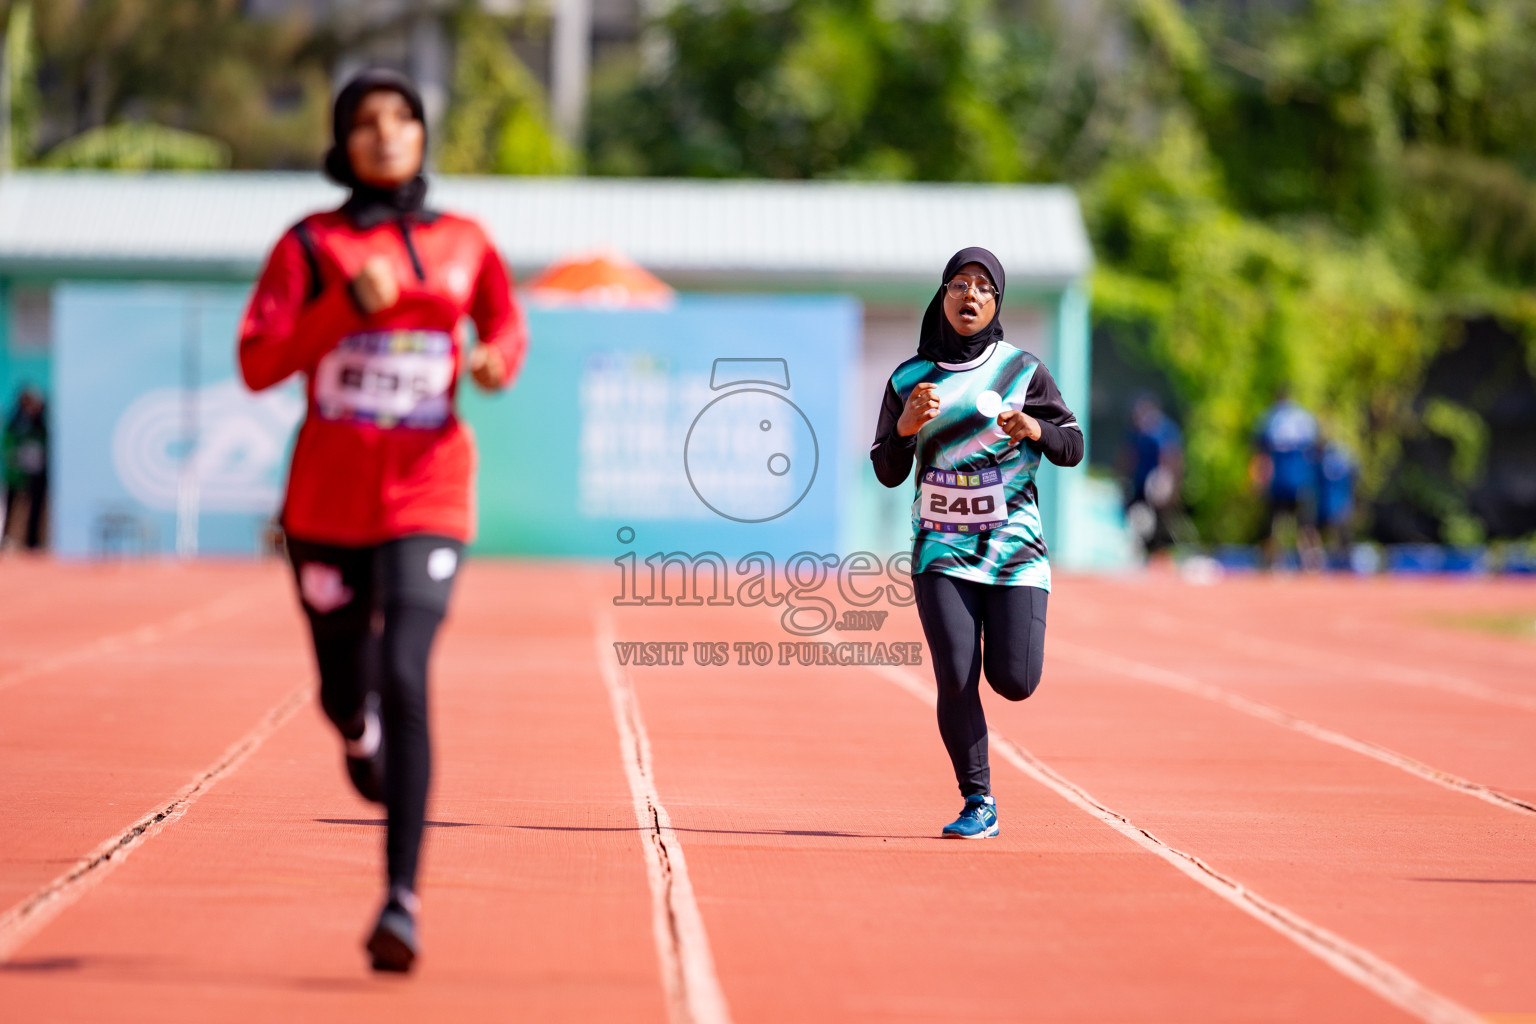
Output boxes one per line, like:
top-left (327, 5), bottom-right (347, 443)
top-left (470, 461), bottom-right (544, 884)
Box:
top-left (0, 588), bottom-right (262, 697)
top-left (0, 684), bottom-right (309, 962)
top-left (594, 612), bottom-right (732, 1024)
top-left (1136, 608), bottom-right (1536, 714)
top-left (868, 663), bottom-right (1484, 1024)
top-left (1053, 640), bottom-right (1536, 817)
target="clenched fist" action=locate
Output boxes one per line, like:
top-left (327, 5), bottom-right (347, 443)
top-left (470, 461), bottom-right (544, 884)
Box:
top-left (350, 256), bottom-right (399, 315)
top-left (469, 345), bottom-right (507, 390)
top-left (898, 382), bottom-right (941, 437)
top-left (997, 409), bottom-right (1042, 444)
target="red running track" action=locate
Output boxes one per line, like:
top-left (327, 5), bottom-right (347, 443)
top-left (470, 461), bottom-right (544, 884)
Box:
top-left (0, 559), bottom-right (1532, 1022)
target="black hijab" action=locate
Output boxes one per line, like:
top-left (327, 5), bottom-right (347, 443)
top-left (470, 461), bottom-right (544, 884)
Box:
top-left (916, 246), bottom-right (1006, 364)
top-left (324, 69), bottom-right (432, 229)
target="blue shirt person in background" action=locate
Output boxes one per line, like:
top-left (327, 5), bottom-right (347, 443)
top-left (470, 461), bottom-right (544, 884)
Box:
top-left (1315, 437), bottom-right (1357, 566)
top-left (1121, 395), bottom-right (1188, 554)
top-left (1252, 389), bottom-right (1322, 569)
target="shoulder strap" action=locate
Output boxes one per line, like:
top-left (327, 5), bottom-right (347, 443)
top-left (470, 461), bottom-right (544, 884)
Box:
top-left (291, 222), bottom-right (324, 304)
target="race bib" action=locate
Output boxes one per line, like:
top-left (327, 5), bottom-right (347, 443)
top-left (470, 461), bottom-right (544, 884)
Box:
top-left (918, 466), bottom-right (1009, 533)
top-left (314, 330), bottom-right (455, 429)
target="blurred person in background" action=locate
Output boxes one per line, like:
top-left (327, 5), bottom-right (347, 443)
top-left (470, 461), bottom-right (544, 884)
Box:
top-left (2, 388), bottom-right (48, 551)
top-left (238, 69), bottom-right (527, 973)
top-left (1252, 387), bottom-right (1321, 569)
top-left (1315, 436), bottom-right (1357, 567)
top-left (1121, 394), bottom-right (1187, 556)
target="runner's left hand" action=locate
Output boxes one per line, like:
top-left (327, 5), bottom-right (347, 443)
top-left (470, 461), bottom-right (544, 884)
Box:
top-left (469, 345), bottom-right (507, 389)
top-left (997, 410), bottom-right (1041, 444)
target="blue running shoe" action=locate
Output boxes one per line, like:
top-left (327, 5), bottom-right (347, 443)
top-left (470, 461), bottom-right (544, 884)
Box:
top-left (941, 795), bottom-right (999, 839)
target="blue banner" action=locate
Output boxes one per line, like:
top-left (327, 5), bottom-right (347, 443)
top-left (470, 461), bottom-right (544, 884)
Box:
top-left (53, 284), bottom-right (300, 557)
top-left (464, 295), bottom-right (861, 558)
top-left (52, 285), bottom-right (859, 560)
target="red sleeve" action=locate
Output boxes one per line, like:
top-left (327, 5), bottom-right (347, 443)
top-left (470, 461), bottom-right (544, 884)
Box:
top-left (238, 228), bottom-right (358, 392)
top-left (469, 239), bottom-right (529, 388)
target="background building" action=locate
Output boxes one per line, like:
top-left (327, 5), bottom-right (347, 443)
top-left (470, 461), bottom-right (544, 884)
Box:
top-left (0, 170), bottom-right (1109, 564)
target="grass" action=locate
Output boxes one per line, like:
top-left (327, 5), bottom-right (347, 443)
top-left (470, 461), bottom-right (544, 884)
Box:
top-left (1442, 612), bottom-right (1536, 641)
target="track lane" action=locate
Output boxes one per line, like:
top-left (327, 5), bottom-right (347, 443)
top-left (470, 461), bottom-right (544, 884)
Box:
top-left (0, 566), bottom-right (307, 913)
top-left (1082, 574), bottom-right (1536, 702)
top-left (0, 563), bottom-right (668, 1023)
top-left (1049, 639), bottom-right (1535, 816)
top-left (606, 600), bottom-right (1419, 1023)
top-left (952, 609), bottom-right (1536, 1014)
top-left (871, 662), bottom-right (1484, 1024)
top-left (0, 562), bottom-right (266, 685)
top-left (0, 685), bottom-right (310, 961)
top-left (1053, 577), bottom-right (1536, 806)
top-left (4, 562), bottom-right (1531, 1021)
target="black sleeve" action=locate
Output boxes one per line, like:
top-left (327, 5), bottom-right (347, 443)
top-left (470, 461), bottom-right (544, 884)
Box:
top-left (1023, 362), bottom-right (1084, 468)
top-left (290, 222), bottom-right (325, 304)
top-left (870, 381), bottom-right (919, 487)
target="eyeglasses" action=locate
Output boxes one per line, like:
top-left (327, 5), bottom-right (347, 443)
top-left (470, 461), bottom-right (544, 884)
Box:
top-left (945, 278), bottom-right (995, 300)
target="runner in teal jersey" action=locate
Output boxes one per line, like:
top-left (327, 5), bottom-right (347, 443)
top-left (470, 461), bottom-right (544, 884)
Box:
top-left (870, 247), bottom-right (1083, 838)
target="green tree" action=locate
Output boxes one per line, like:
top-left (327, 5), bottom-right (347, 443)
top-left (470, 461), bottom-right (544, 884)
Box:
top-left (2, 1), bottom-right (39, 167)
top-left (5, 0), bottom-right (331, 169)
top-left (1086, 0), bottom-right (1536, 539)
top-left (38, 122), bottom-right (230, 170)
top-left (437, 6), bottom-right (572, 175)
top-left (588, 0), bottom-right (1024, 181)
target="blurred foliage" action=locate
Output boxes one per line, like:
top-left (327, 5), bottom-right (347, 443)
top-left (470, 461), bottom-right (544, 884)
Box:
top-left (1, 0), bottom-right (331, 169)
top-left (588, 0), bottom-right (1025, 180)
top-left (438, 5), bottom-right (573, 175)
top-left (591, 0), bottom-right (1536, 542)
top-left (37, 122), bottom-right (230, 170)
top-left (1085, 0), bottom-right (1536, 541)
top-left (2, 1), bottom-right (38, 166)
top-left (1, 0), bottom-right (564, 174)
top-left (1421, 396), bottom-right (1488, 487)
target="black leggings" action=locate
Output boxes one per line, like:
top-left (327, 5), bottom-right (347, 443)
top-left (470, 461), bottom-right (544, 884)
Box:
top-left (913, 572), bottom-right (1048, 799)
top-left (286, 533), bottom-right (462, 893)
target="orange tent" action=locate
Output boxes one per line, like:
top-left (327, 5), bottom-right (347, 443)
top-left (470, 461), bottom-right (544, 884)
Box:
top-left (525, 249), bottom-right (676, 309)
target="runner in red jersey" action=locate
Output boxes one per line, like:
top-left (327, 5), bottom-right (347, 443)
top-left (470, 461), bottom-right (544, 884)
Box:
top-left (238, 69), bottom-right (527, 973)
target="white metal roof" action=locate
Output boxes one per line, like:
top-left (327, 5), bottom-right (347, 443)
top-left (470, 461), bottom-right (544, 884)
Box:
top-left (0, 171), bottom-right (1091, 293)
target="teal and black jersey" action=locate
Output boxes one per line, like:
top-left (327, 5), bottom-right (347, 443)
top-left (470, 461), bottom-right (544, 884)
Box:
top-left (870, 341), bottom-right (1083, 589)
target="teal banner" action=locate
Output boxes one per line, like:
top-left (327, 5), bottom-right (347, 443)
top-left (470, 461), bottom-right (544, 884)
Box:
top-left (464, 295), bottom-right (861, 558)
top-left (53, 283), bottom-right (299, 558)
top-left (51, 285), bottom-right (860, 560)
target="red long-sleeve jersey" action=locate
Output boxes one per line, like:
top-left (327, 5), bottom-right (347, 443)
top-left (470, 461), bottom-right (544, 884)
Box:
top-left (239, 208), bottom-right (527, 546)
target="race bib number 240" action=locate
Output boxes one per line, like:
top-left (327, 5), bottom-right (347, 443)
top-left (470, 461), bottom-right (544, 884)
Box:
top-left (919, 467), bottom-right (1009, 533)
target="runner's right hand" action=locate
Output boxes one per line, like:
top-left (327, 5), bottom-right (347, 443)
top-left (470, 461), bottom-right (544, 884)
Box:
top-left (897, 382), bottom-right (941, 437)
top-left (351, 256), bottom-right (400, 314)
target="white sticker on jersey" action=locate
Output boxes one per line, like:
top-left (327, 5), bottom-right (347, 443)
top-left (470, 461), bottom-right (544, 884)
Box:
top-left (314, 330), bottom-right (455, 429)
top-left (918, 466), bottom-right (1009, 534)
top-left (426, 547), bottom-right (458, 581)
